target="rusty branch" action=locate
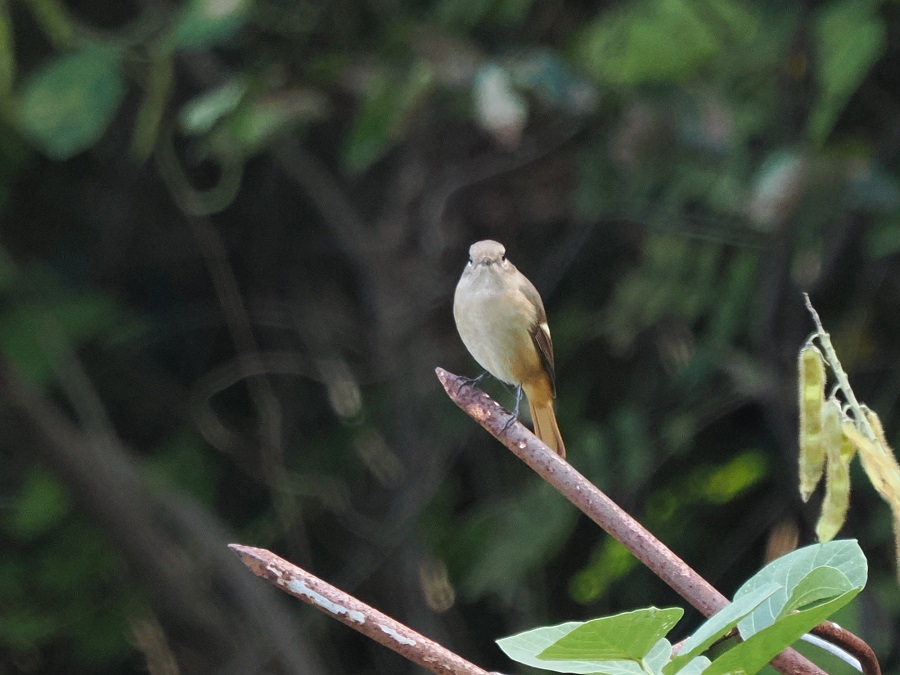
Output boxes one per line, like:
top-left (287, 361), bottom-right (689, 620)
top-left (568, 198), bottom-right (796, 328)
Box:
top-left (436, 367), bottom-right (827, 675)
top-left (229, 545), bottom-right (492, 675)
top-left (811, 621), bottom-right (880, 675)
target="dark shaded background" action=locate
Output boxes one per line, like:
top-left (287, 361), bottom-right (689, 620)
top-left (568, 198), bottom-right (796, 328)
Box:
top-left (2, 0), bottom-right (900, 673)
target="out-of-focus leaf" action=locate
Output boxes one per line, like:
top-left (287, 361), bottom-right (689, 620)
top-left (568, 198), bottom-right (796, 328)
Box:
top-left (509, 48), bottom-right (598, 114)
top-left (435, 0), bottom-right (533, 30)
top-left (5, 468), bottom-right (69, 539)
top-left (179, 79), bottom-right (249, 135)
top-left (455, 480), bottom-right (578, 599)
top-left (226, 89), bottom-right (329, 151)
top-left (17, 46), bottom-right (125, 160)
top-left (343, 62), bottom-right (432, 172)
top-left (473, 63), bottom-right (528, 148)
top-left (746, 150), bottom-right (808, 229)
top-left (570, 539), bottom-right (638, 604)
top-left (0, 291), bottom-right (122, 385)
top-left (808, 0), bottom-right (885, 143)
top-left (847, 160), bottom-right (900, 212)
top-left (146, 432), bottom-right (222, 504)
top-left (867, 216), bottom-right (900, 258)
top-left (36, 522), bottom-right (118, 593)
top-left (574, 0), bottom-right (758, 85)
top-left (0, 606), bottom-right (67, 649)
top-left (21, 0), bottom-right (78, 50)
top-left (171, 0), bottom-right (252, 49)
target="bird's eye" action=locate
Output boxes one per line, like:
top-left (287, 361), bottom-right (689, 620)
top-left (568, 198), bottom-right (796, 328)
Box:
top-left (501, 254), bottom-right (506, 262)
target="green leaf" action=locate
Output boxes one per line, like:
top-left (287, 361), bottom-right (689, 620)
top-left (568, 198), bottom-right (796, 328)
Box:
top-left (704, 590), bottom-right (858, 675)
top-left (663, 583), bottom-right (780, 674)
top-left (497, 621), bottom-right (592, 673)
top-left (497, 609), bottom-right (682, 674)
top-left (171, 0), bottom-right (251, 49)
top-left (456, 480), bottom-right (578, 599)
top-left (179, 79), bottom-right (248, 135)
top-left (808, 0), bottom-right (885, 143)
top-left (342, 62), bottom-right (432, 172)
top-left (573, 0), bottom-right (757, 85)
top-left (867, 215), bottom-right (900, 258)
top-left (225, 89), bottom-right (329, 151)
top-left (643, 638), bottom-right (674, 673)
top-left (672, 656), bottom-right (710, 675)
top-left (5, 468), bottom-right (69, 539)
top-left (700, 541), bottom-right (866, 675)
top-left (734, 540), bottom-right (866, 639)
top-left (146, 432), bottom-right (222, 504)
top-left (0, 289), bottom-right (122, 385)
top-left (17, 46), bottom-right (125, 160)
top-left (540, 607), bottom-right (683, 661)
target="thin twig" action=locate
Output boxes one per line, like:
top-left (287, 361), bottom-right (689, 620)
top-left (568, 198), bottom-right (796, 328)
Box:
top-left (435, 367), bottom-right (826, 675)
top-left (228, 545), bottom-right (493, 675)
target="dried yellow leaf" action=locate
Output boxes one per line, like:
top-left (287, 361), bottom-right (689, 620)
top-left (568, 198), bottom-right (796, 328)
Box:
top-left (798, 344), bottom-right (827, 501)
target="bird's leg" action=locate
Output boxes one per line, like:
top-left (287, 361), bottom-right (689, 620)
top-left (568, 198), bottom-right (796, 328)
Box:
top-left (457, 370), bottom-right (488, 393)
top-left (513, 385), bottom-right (523, 418)
top-left (501, 385), bottom-right (524, 433)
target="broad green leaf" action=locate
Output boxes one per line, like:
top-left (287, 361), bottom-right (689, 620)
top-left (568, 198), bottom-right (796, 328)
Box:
top-left (497, 616), bottom-right (674, 674)
top-left (808, 0), bottom-right (885, 143)
top-left (539, 607), bottom-right (683, 661)
top-left (171, 0), bottom-right (251, 49)
top-left (17, 47), bottom-right (125, 160)
top-left (704, 589), bottom-right (861, 675)
top-left (342, 62), bottom-right (432, 172)
top-left (663, 583), bottom-right (780, 674)
top-left (573, 0), bottom-right (757, 85)
top-left (497, 621), bottom-right (591, 673)
top-left (734, 540), bottom-right (866, 639)
top-left (643, 638), bottom-right (673, 673)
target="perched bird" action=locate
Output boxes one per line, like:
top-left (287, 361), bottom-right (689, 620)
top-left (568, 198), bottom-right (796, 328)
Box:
top-left (453, 240), bottom-right (565, 457)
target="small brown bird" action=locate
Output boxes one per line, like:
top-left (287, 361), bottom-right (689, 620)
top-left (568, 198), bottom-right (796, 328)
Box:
top-left (453, 240), bottom-right (565, 457)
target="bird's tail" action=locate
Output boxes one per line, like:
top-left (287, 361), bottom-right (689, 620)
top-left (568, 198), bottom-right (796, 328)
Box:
top-left (525, 385), bottom-right (565, 458)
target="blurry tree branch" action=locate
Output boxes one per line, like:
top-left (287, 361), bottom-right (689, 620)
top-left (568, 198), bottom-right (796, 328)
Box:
top-left (0, 358), bottom-right (326, 673)
top-left (434, 367), bottom-right (827, 675)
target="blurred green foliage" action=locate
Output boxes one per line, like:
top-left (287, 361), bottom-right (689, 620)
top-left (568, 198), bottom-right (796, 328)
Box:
top-left (1, 0), bottom-right (899, 673)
